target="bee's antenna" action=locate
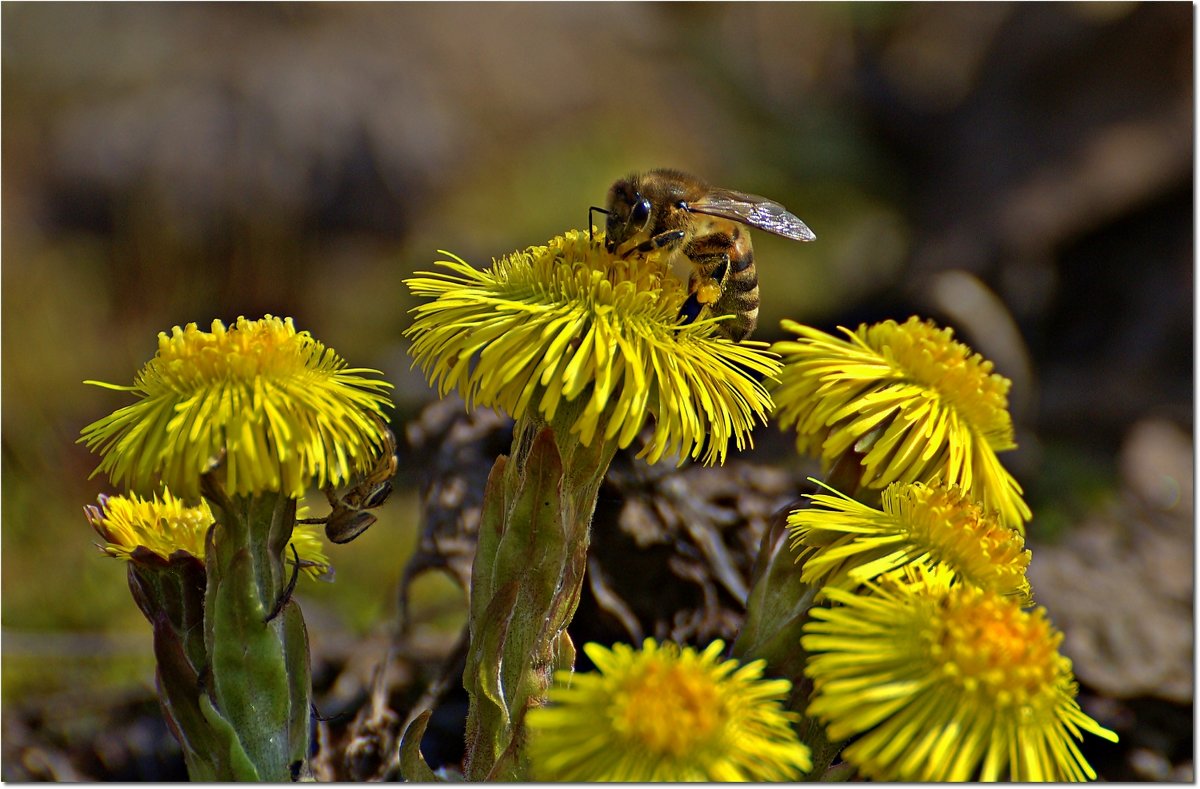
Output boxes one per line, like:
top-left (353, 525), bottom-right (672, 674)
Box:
top-left (588, 206), bottom-right (609, 241)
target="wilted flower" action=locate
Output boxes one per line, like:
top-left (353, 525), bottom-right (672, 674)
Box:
top-left (80, 315), bottom-right (393, 500)
top-left (772, 317), bottom-right (1031, 531)
top-left (86, 489), bottom-right (330, 579)
top-left (405, 231), bottom-right (780, 466)
top-left (526, 639), bottom-right (811, 781)
top-left (802, 566), bottom-right (1118, 781)
top-left (789, 480), bottom-right (1030, 601)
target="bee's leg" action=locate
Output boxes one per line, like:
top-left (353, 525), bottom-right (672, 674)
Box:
top-left (679, 291), bottom-right (704, 325)
top-left (690, 229), bottom-right (758, 342)
top-left (588, 206), bottom-right (609, 241)
top-left (684, 232), bottom-right (733, 298)
top-left (677, 256), bottom-right (729, 328)
top-left (689, 256), bottom-right (730, 305)
top-left (679, 230), bottom-right (740, 333)
top-left (623, 229), bottom-right (686, 258)
top-left (695, 270), bottom-right (725, 304)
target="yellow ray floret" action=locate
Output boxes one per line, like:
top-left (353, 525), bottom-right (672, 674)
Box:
top-left (772, 317), bottom-right (1031, 531)
top-left (405, 231), bottom-right (780, 466)
top-left (803, 566), bottom-right (1118, 781)
top-left (80, 315), bottom-right (393, 500)
top-left (789, 480), bottom-right (1031, 601)
top-left (86, 489), bottom-right (330, 579)
top-left (527, 639), bottom-right (811, 781)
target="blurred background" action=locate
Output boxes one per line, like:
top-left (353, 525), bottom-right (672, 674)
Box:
top-left (2, 2), bottom-right (1192, 781)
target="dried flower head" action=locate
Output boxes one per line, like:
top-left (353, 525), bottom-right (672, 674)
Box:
top-left (404, 231), bottom-right (780, 465)
top-left (789, 480), bottom-right (1031, 601)
top-left (803, 566), bottom-right (1118, 781)
top-left (80, 316), bottom-right (393, 500)
top-left (526, 639), bottom-right (811, 781)
top-left (86, 489), bottom-right (330, 579)
top-left (773, 317), bottom-right (1031, 530)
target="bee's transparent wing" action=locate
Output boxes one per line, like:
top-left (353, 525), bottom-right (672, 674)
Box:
top-left (689, 190), bottom-right (816, 241)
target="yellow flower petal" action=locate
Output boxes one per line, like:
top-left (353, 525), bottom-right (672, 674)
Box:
top-left (85, 489), bottom-right (331, 579)
top-left (803, 566), bottom-right (1119, 781)
top-left (789, 480), bottom-right (1031, 601)
top-left (80, 315), bottom-right (393, 499)
top-left (773, 317), bottom-right (1031, 531)
top-left (405, 231), bottom-right (780, 466)
top-left (527, 639), bottom-right (811, 781)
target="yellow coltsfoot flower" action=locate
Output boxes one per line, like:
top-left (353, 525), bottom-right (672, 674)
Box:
top-left (79, 315), bottom-right (380, 781)
top-left (527, 639), bottom-right (812, 781)
top-left (80, 315), bottom-right (393, 500)
top-left (772, 316), bottom-right (1031, 531)
top-left (803, 566), bottom-right (1119, 781)
top-left (407, 232), bottom-right (784, 778)
top-left (86, 489), bottom-right (331, 579)
top-left (789, 480), bottom-right (1030, 601)
top-left (404, 230), bottom-right (780, 466)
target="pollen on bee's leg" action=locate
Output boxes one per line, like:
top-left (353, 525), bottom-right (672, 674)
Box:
top-left (697, 281), bottom-right (722, 304)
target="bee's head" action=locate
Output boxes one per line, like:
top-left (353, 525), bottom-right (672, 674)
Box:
top-left (604, 176), bottom-right (653, 254)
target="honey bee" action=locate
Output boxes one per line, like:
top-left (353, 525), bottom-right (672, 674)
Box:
top-left (299, 420), bottom-right (398, 544)
top-left (594, 169), bottom-right (815, 341)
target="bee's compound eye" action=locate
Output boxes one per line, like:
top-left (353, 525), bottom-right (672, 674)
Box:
top-left (631, 197), bottom-right (651, 225)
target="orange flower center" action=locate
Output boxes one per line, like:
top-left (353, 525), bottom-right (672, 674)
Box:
top-left (931, 586), bottom-right (1063, 709)
top-left (148, 316), bottom-right (328, 393)
top-left (616, 660), bottom-right (722, 756)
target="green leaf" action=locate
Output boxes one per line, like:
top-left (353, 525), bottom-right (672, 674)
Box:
top-left (399, 710), bottom-right (440, 782)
